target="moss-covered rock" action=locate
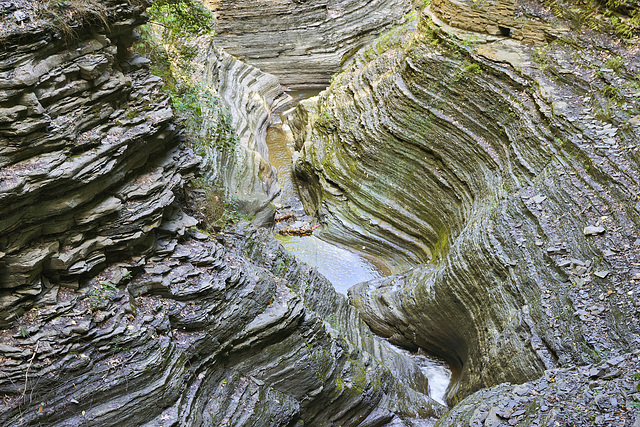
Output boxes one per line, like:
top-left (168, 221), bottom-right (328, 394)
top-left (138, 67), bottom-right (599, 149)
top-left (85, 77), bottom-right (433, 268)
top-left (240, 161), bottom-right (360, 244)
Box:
top-left (293, 4), bottom-right (640, 405)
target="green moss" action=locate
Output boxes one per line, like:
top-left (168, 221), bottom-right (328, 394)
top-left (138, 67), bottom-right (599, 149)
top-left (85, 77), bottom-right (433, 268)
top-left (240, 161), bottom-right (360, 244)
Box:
top-left (431, 228), bottom-right (450, 262)
top-left (351, 364), bottom-right (368, 394)
top-left (311, 348), bottom-right (334, 383)
top-left (543, 0), bottom-right (640, 40)
top-left (453, 60), bottom-right (483, 82)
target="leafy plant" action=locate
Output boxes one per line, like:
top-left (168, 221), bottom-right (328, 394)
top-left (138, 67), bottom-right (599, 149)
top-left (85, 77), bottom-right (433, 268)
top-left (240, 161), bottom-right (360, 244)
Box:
top-left (147, 0), bottom-right (215, 39)
top-left (135, 2), bottom-right (237, 154)
top-left (605, 55), bottom-right (624, 72)
top-left (193, 179), bottom-right (244, 231)
top-left (87, 281), bottom-right (118, 309)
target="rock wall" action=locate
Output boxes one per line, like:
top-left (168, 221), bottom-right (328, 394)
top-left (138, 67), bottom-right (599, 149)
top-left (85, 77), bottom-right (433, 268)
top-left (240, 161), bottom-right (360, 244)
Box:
top-left (0, 1), bottom-right (444, 425)
top-left (0, 0), bottom-right (199, 325)
top-left (293, 6), bottom-right (640, 405)
top-left (207, 0), bottom-right (414, 86)
top-left (195, 43), bottom-right (290, 226)
top-left (430, 0), bottom-right (566, 43)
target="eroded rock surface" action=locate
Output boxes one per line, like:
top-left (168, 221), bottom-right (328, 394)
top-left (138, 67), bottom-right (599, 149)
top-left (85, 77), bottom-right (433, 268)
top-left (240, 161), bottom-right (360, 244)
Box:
top-left (195, 44), bottom-right (291, 225)
top-left (0, 223), bottom-right (444, 425)
top-left (437, 351), bottom-right (640, 426)
top-left (0, 0), bottom-right (199, 325)
top-left (207, 0), bottom-right (414, 86)
top-left (293, 5), bottom-right (640, 405)
top-left (0, 2), bottom-right (443, 425)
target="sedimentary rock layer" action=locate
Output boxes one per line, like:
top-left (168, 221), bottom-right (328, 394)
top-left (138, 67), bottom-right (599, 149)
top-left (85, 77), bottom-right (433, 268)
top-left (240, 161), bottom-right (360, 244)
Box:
top-left (196, 45), bottom-right (290, 225)
top-left (207, 0), bottom-right (414, 86)
top-left (0, 0), bottom-right (199, 324)
top-left (0, 2), bottom-right (443, 424)
top-left (293, 7), bottom-right (640, 404)
top-left (437, 351), bottom-right (640, 426)
top-left (0, 223), bottom-right (443, 425)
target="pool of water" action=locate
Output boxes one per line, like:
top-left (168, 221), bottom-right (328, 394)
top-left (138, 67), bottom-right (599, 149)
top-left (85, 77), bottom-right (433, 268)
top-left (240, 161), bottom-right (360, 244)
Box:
top-left (268, 86), bottom-right (452, 407)
top-left (268, 88), bottom-right (390, 294)
top-left (276, 234), bottom-right (387, 294)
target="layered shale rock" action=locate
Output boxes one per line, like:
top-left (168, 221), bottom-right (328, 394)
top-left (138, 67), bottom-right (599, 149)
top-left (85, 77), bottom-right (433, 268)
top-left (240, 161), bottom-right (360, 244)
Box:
top-left (437, 350), bottom-right (640, 426)
top-left (293, 5), bottom-right (640, 405)
top-left (0, 222), bottom-right (444, 425)
top-left (145, 16), bottom-right (291, 226)
top-left (0, 1), bottom-right (444, 424)
top-left (195, 46), bottom-right (290, 226)
top-left (430, 0), bottom-right (567, 43)
top-left (0, 0), bottom-right (199, 325)
top-left (207, 0), bottom-right (414, 86)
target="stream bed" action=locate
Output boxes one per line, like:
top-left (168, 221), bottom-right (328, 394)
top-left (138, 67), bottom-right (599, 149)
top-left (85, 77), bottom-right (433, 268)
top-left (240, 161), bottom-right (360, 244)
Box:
top-left (267, 90), bottom-right (390, 294)
top-left (267, 89), bottom-right (453, 407)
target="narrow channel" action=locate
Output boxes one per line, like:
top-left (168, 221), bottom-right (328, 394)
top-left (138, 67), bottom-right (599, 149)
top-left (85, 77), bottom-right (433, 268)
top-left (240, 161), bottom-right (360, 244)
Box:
top-left (266, 89), bottom-right (453, 407)
top-left (267, 89), bottom-right (389, 295)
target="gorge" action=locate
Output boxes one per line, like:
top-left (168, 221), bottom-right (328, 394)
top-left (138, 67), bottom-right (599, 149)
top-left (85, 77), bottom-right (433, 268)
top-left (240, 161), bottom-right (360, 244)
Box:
top-left (1, 0), bottom-right (640, 426)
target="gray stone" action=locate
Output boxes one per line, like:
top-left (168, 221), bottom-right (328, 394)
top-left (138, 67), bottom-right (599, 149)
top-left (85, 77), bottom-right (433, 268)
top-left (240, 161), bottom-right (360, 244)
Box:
top-left (532, 195), bottom-right (547, 204)
top-left (584, 226), bottom-right (606, 236)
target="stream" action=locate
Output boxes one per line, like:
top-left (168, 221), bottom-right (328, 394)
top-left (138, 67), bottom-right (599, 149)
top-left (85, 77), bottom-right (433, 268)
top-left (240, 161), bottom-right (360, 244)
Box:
top-left (267, 88), bottom-right (453, 407)
top-left (267, 90), bottom-right (389, 295)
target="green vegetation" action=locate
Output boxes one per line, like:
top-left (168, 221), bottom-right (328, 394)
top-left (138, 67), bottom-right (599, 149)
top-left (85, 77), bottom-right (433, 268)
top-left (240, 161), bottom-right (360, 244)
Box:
top-left (148, 0), bottom-right (215, 38)
top-left (87, 281), bottom-right (118, 309)
top-left (532, 48), bottom-right (552, 71)
top-left (135, 0), bottom-right (237, 155)
top-left (453, 60), bottom-right (483, 81)
top-left (605, 55), bottom-right (624, 72)
top-left (544, 0), bottom-right (640, 40)
top-left (134, 0), bottom-right (242, 230)
top-left (580, 340), bottom-right (608, 363)
top-left (315, 110), bottom-right (338, 131)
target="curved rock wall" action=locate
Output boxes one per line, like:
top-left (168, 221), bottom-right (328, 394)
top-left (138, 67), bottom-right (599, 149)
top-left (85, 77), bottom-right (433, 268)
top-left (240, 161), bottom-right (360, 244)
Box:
top-left (207, 0), bottom-right (414, 86)
top-left (293, 7), bottom-right (640, 404)
top-left (195, 43), bottom-right (290, 225)
top-left (0, 1), bottom-right (444, 424)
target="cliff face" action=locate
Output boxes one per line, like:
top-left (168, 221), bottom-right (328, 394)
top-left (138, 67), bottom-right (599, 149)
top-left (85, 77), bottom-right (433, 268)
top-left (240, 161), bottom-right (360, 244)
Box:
top-left (207, 0), bottom-right (414, 86)
top-left (195, 44), bottom-right (290, 226)
top-left (0, 2), bottom-right (443, 425)
top-left (293, 4), bottom-right (640, 405)
top-left (0, 0), bottom-right (199, 325)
